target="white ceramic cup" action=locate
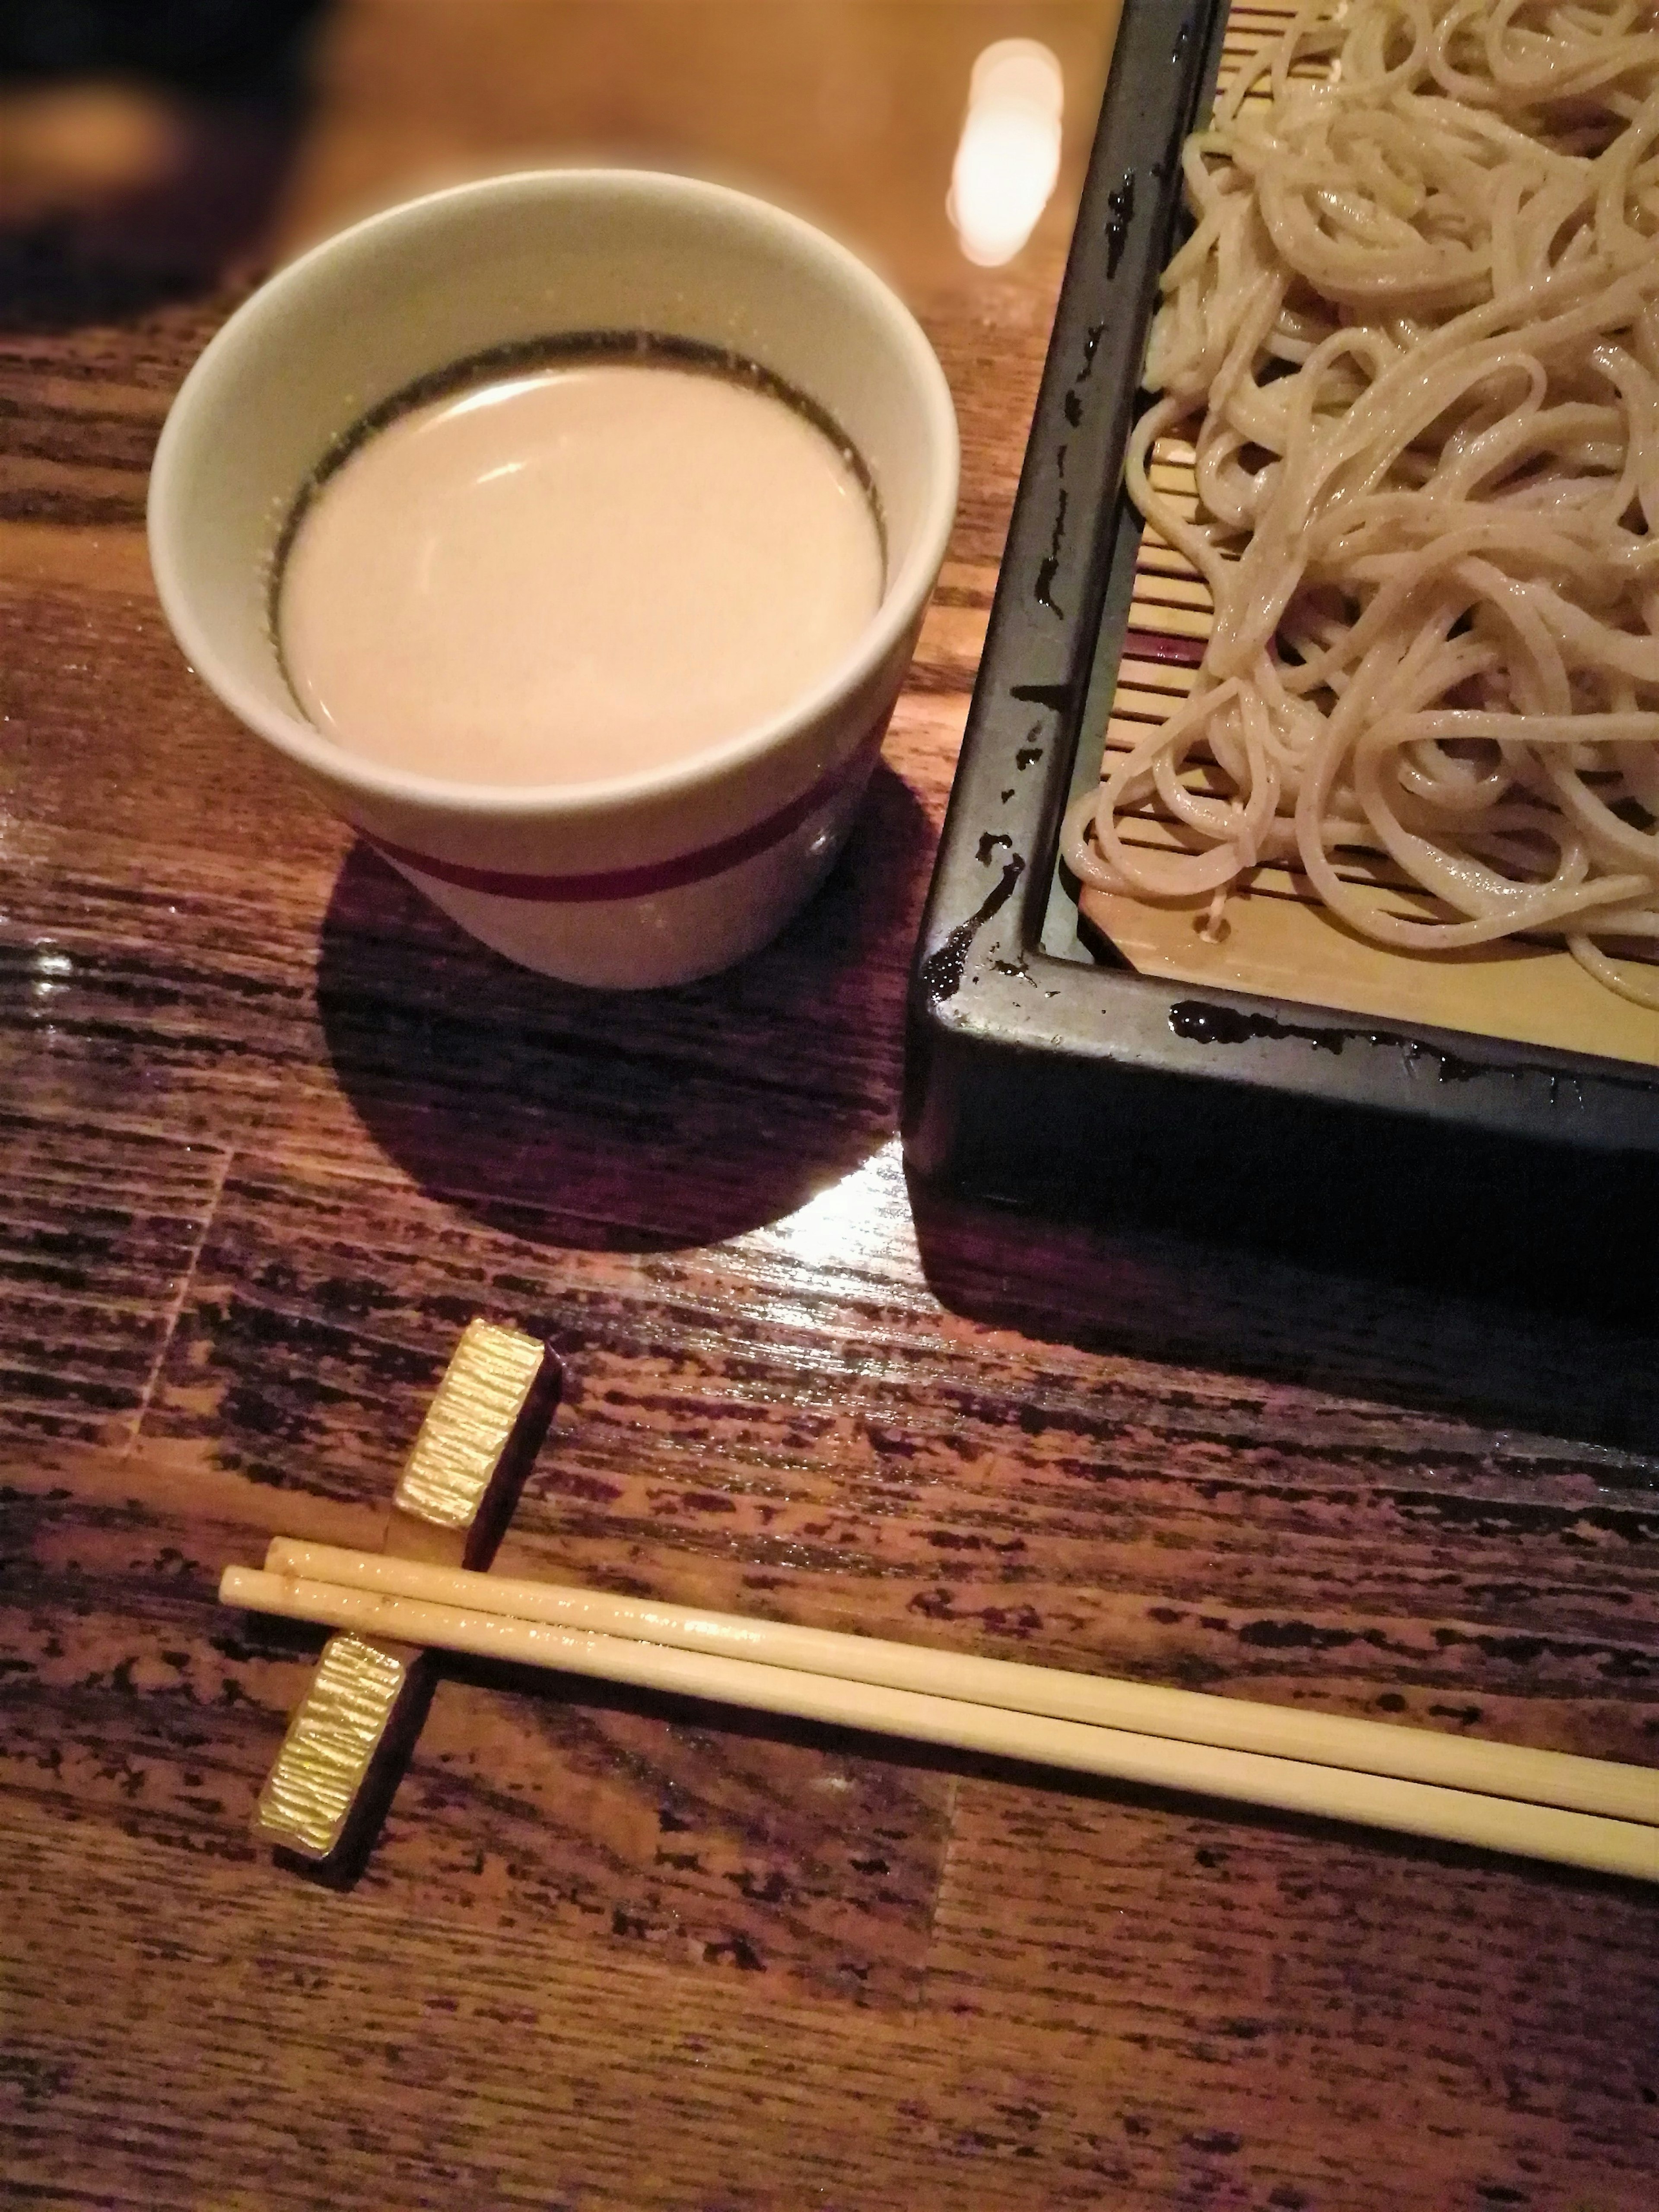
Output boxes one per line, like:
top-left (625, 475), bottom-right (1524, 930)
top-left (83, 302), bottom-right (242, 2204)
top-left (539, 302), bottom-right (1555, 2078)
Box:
top-left (147, 169), bottom-right (958, 987)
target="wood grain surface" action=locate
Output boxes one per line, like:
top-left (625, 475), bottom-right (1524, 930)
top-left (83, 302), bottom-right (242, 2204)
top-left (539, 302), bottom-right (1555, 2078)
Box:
top-left (2, 5), bottom-right (1656, 2209)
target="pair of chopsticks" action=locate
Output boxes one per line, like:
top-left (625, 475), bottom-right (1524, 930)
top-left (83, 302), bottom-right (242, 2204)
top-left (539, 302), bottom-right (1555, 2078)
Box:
top-left (222, 1540), bottom-right (1659, 1882)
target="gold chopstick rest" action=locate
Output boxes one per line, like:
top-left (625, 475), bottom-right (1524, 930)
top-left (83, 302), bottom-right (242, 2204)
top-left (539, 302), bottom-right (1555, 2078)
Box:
top-left (393, 1318), bottom-right (549, 1535)
top-left (254, 1632), bottom-right (412, 1859)
top-left (249, 1319), bottom-right (559, 1862)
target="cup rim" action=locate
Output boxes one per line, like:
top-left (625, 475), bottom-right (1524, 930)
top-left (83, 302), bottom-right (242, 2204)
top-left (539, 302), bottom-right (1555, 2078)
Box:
top-left (146, 165), bottom-right (960, 821)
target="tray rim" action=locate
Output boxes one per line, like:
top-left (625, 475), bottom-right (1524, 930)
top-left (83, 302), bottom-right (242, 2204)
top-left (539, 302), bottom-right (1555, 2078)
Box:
top-left (904, 0), bottom-right (1659, 1176)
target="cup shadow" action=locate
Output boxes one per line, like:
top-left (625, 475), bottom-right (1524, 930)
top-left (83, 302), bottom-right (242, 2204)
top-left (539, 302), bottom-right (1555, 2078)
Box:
top-left (313, 762), bottom-right (936, 1251)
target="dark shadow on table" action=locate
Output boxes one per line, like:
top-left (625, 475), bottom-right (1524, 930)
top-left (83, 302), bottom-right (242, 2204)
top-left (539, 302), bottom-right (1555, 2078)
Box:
top-left (909, 1166), bottom-right (1659, 1462)
top-left (0, 0), bottom-right (328, 330)
top-left (314, 763), bottom-right (935, 1251)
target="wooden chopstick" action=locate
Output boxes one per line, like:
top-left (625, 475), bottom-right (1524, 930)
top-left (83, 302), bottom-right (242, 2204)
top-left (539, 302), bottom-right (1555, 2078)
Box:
top-left (260, 1539), bottom-right (1659, 1827)
top-left (222, 1556), bottom-right (1659, 1883)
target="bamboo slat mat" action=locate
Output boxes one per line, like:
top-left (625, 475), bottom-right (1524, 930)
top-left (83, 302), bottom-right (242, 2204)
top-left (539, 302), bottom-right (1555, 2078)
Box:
top-left (1075, 0), bottom-right (1659, 1070)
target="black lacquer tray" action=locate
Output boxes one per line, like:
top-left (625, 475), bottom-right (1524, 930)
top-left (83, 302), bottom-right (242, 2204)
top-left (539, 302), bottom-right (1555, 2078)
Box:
top-left (903, 0), bottom-right (1659, 1309)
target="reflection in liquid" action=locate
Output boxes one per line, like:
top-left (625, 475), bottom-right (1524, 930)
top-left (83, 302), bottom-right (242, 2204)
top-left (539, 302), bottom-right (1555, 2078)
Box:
top-left (947, 40), bottom-right (1064, 268)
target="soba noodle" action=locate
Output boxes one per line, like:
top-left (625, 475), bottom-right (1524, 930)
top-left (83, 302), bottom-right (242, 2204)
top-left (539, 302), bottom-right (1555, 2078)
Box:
top-left (1063, 0), bottom-right (1659, 1008)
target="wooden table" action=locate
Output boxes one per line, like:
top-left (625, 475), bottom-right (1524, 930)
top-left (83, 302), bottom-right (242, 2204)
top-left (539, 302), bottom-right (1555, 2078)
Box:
top-left (3, 6), bottom-right (1656, 2206)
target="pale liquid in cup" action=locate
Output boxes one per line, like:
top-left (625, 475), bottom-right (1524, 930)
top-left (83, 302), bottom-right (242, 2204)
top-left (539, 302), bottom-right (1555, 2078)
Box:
top-left (276, 353), bottom-right (885, 786)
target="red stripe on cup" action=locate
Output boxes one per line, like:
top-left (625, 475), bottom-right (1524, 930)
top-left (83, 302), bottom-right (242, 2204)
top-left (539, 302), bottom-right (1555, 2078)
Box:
top-left (363, 718), bottom-right (889, 904)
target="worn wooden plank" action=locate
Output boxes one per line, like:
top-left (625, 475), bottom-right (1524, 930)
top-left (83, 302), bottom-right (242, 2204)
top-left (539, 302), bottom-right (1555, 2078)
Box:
top-left (6, 1770), bottom-right (1657, 2212)
top-left (0, 1798), bottom-right (1344, 2212)
top-left (0, 1111), bottom-right (226, 1444)
top-left (929, 1774), bottom-right (1659, 2210)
